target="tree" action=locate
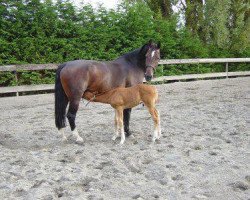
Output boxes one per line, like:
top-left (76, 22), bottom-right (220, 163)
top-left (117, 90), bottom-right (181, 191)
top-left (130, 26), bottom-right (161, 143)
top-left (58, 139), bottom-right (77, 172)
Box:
top-left (123, 0), bottom-right (175, 19)
top-left (203, 0), bottom-right (231, 49)
top-left (180, 0), bottom-right (204, 40)
top-left (228, 0), bottom-right (250, 55)
top-left (146, 0), bottom-right (173, 19)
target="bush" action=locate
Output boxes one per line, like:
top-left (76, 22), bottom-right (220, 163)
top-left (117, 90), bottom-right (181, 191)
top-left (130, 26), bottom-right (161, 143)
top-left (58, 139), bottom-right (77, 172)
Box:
top-left (0, 0), bottom-right (249, 86)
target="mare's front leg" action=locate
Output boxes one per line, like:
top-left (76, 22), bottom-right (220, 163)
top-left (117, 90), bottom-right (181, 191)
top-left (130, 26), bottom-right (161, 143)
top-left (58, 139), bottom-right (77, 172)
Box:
top-left (67, 98), bottom-right (84, 144)
top-left (123, 108), bottom-right (132, 137)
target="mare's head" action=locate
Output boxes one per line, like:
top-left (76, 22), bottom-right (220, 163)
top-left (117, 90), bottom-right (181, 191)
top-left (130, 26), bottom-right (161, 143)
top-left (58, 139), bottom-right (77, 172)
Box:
top-left (140, 40), bottom-right (161, 82)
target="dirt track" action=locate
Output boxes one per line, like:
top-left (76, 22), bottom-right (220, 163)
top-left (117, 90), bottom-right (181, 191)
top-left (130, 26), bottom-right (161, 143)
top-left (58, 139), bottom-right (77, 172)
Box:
top-left (0, 77), bottom-right (249, 200)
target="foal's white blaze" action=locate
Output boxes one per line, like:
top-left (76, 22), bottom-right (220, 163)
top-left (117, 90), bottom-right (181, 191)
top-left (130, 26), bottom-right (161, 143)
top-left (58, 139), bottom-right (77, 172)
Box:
top-left (151, 50), bottom-right (155, 58)
top-left (72, 129), bottom-right (84, 143)
top-left (58, 128), bottom-right (67, 141)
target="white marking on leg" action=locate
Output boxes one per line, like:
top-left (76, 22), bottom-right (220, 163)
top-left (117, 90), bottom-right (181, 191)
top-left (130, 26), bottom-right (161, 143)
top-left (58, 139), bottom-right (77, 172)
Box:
top-left (120, 118), bottom-right (125, 144)
top-left (157, 126), bottom-right (162, 139)
top-left (157, 113), bottom-right (161, 139)
top-left (72, 129), bottom-right (83, 143)
top-left (112, 128), bottom-right (119, 141)
top-left (152, 129), bottom-right (158, 142)
top-left (58, 128), bottom-right (67, 141)
top-left (120, 129), bottom-right (125, 145)
top-left (117, 108), bottom-right (125, 145)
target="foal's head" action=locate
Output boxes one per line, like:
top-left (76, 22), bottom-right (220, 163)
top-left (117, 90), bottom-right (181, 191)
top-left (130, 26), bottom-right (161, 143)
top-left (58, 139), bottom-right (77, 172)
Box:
top-left (140, 40), bottom-right (161, 82)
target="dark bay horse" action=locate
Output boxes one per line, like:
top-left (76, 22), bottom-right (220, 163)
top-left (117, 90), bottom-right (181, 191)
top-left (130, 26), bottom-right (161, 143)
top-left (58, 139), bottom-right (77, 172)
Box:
top-left (55, 40), bottom-right (160, 143)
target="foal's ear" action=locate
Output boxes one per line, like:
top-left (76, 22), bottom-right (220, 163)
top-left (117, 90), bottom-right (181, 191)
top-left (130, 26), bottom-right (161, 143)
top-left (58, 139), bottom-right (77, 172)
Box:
top-left (157, 42), bottom-right (161, 49)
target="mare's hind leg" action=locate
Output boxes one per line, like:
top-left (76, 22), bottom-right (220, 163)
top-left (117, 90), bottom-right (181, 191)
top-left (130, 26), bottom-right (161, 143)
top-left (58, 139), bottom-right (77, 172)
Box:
top-left (67, 99), bottom-right (84, 143)
top-left (123, 108), bottom-right (132, 137)
top-left (58, 128), bottom-right (67, 141)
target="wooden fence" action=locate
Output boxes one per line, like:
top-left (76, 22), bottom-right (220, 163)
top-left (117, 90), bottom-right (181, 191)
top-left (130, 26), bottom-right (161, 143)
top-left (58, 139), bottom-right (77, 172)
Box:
top-left (0, 58), bottom-right (250, 96)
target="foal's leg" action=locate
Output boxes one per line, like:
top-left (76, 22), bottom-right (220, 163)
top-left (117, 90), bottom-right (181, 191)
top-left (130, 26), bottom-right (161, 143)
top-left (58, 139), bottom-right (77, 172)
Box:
top-left (118, 108), bottom-right (125, 144)
top-left (67, 98), bottom-right (84, 143)
top-left (112, 109), bottom-right (120, 141)
top-left (147, 105), bottom-right (160, 142)
top-left (156, 110), bottom-right (161, 139)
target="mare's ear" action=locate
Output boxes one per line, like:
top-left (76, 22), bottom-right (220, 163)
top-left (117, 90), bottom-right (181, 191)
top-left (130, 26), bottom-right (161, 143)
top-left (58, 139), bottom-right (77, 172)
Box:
top-left (148, 39), bottom-right (153, 46)
top-left (140, 43), bottom-right (149, 56)
top-left (157, 41), bottom-right (161, 49)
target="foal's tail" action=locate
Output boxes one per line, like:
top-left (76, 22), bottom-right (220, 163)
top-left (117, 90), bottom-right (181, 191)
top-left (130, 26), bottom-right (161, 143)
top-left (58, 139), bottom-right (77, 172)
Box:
top-left (55, 64), bottom-right (68, 129)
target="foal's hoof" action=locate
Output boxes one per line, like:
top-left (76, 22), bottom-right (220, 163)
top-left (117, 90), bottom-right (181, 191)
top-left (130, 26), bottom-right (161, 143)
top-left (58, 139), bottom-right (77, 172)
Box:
top-left (62, 136), bottom-right (68, 142)
top-left (120, 139), bottom-right (125, 145)
top-left (112, 135), bottom-right (117, 141)
top-left (76, 137), bottom-right (84, 144)
top-left (130, 135), bottom-right (135, 139)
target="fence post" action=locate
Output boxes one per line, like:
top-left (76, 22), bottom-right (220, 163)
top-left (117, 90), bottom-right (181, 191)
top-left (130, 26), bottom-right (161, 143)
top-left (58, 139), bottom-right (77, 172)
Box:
top-left (14, 71), bottom-right (19, 96)
top-left (225, 62), bottom-right (229, 78)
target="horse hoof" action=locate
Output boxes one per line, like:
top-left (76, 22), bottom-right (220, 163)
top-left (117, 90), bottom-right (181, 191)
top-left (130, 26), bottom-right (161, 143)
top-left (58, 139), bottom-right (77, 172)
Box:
top-left (112, 135), bottom-right (117, 141)
top-left (62, 136), bottom-right (68, 142)
top-left (125, 131), bottom-right (132, 137)
top-left (120, 140), bottom-right (125, 145)
top-left (130, 135), bottom-right (135, 139)
top-left (76, 138), bottom-right (84, 144)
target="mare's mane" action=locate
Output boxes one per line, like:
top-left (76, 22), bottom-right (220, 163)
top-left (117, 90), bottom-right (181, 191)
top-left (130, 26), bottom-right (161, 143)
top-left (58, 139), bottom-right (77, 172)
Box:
top-left (117, 47), bottom-right (146, 69)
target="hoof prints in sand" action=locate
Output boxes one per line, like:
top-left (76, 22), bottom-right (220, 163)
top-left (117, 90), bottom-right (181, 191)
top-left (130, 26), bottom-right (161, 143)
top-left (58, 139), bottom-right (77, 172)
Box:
top-left (0, 77), bottom-right (249, 199)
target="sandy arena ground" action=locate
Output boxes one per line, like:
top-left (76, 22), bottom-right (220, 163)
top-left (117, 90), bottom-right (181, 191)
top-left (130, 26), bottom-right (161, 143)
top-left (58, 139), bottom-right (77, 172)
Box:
top-left (0, 77), bottom-right (249, 200)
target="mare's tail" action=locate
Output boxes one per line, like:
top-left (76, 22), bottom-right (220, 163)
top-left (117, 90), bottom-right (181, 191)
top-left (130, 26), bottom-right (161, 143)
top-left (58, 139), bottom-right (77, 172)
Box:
top-left (55, 64), bottom-right (69, 129)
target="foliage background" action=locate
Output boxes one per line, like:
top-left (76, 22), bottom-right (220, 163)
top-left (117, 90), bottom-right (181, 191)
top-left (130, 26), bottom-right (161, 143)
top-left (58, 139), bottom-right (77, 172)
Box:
top-left (0, 0), bottom-right (249, 86)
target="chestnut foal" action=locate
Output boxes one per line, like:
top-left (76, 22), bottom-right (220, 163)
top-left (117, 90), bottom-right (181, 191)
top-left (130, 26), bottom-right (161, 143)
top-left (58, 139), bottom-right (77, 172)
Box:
top-left (83, 84), bottom-right (161, 144)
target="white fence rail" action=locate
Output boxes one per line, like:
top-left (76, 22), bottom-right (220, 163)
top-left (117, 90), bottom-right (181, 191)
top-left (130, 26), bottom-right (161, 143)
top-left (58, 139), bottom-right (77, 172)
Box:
top-left (159, 58), bottom-right (250, 65)
top-left (0, 58), bottom-right (249, 96)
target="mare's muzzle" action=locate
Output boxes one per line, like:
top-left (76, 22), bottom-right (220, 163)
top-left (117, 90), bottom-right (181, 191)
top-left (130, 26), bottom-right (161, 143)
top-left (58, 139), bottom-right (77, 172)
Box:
top-left (145, 66), bottom-right (154, 82)
top-left (145, 75), bottom-right (152, 82)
